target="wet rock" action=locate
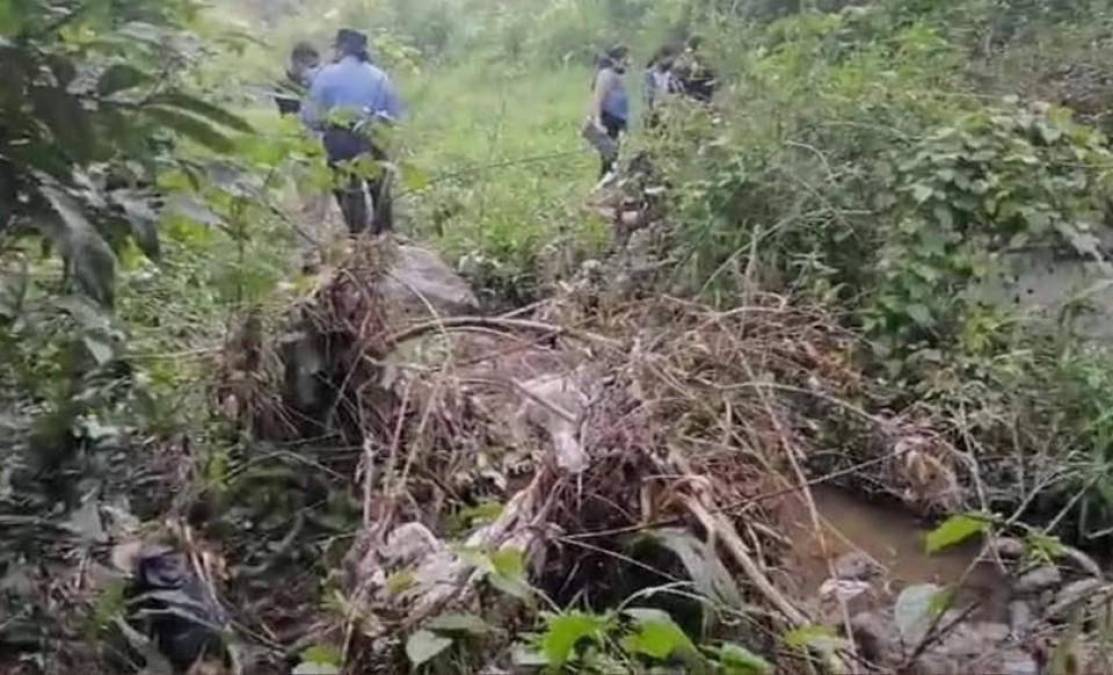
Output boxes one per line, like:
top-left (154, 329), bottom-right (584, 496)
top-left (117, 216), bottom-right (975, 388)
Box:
top-left (851, 608), bottom-right (1040, 675)
top-left (1063, 547), bottom-right (1103, 579)
top-left (988, 537), bottom-right (1026, 559)
top-left (917, 623), bottom-right (1013, 675)
top-left (850, 611), bottom-right (900, 664)
top-left (1047, 579), bottom-right (1105, 619)
top-left (819, 578), bottom-right (874, 622)
top-left (997, 649), bottom-right (1040, 675)
top-left (381, 244), bottom-right (479, 318)
top-left (383, 523), bottom-right (443, 566)
top-left (834, 551), bottom-right (882, 580)
top-left (1015, 566), bottom-right (1062, 595)
top-left (512, 374), bottom-right (590, 474)
top-left (1008, 600), bottom-right (1035, 635)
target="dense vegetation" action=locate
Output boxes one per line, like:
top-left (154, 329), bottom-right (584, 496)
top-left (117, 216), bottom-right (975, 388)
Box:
top-left (4, 0), bottom-right (1113, 673)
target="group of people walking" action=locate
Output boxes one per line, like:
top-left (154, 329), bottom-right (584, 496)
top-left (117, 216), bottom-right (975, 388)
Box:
top-left (278, 30), bottom-right (715, 263)
top-left (283, 28), bottom-right (403, 243)
top-left (586, 37), bottom-right (717, 178)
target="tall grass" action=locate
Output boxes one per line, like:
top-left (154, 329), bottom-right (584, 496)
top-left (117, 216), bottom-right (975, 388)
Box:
top-left (398, 62), bottom-right (619, 298)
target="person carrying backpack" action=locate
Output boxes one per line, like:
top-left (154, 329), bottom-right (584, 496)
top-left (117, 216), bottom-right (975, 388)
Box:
top-left (587, 45), bottom-right (630, 179)
top-left (302, 28), bottom-right (404, 235)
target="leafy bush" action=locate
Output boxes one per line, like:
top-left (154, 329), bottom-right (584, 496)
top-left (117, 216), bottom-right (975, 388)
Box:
top-left (1, 0), bottom-right (252, 307)
top-left (869, 102), bottom-right (1113, 350)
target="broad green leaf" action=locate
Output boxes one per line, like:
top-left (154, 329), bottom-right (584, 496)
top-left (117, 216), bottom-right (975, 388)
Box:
top-left (97, 64), bottom-right (149, 96)
top-left (895, 583), bottom-right (945, 645)
top-left (622, 608), bottom-right (697, 661)
top-left (643, 528), bottom-right (744, 608)
top-left (490, 547), bottom-right (525, 578)
top-left (38, 183), bottom-right (117, 307)
top-left (300, 645), bottom-right (343, 667)
top-left (168, 195), bottom-right (225, 227)
top-left (456, 501), bottom-right (503, 528)
top-left (117, 21), bottom-right (170, 46)
top-left (405, 630), bottom-right (453, 667)
top-left (83, 335), bottom-right (114, 365)
top-left (427, 613), bottom-right (494, 636)
top-left (292, 664), bottom-right (339, 675)
top-left (30, 85), bottom-right (97, 162)
top-left (1025, 532), bottom-right (1067, 563)
top-left (905, 303), bottom-right (933, 327)
top-left (784, 624), bottom-right (846, 652)
top-left (294, 644), bottom-right (342, 674)
top-left (540, 611), bottom-right (613, 667)
top-left (144, 107), bottom-right (236, 153)
top-left (114, 192), bottom-right (160, 259)
top-left (925, 514), bottom-right (988, 554)
top-left (385, 569), bottom-right (415, 595)
top-left (715, 643), bottom-right (773, 674)
top-left (911, 183), bottom-right (934, 204)
top-left (488, 547), bottom-right (532, 600)
top-left (932, 204), bottom-right (954, 229)
top-left (149, 91), bottom-right (254, 133)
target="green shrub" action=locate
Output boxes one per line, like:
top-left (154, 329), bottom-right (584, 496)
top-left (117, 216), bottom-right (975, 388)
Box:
top-left (869, 102), bottom-right (1113, 350)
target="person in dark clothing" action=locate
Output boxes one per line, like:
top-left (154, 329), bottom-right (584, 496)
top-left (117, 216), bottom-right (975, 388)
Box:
top-left (302, 29), bottom-right (404, 235)
top-left (588, 45), bottom-right (630, 179)
top-left (675, 36), bottom-right (718, 104)
top-left (276, 42), bottom-right (320, 116)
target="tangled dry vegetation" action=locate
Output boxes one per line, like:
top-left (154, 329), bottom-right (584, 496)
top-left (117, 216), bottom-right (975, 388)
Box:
top-left (204, 232), bottom-right (1015, 673)
top-left (10, 231), bottom-right (1108, 675)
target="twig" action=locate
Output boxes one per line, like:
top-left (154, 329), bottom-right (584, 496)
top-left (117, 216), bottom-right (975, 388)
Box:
top-left (387, 316), bottom-right (622, 349)
top-left (565, 440), bottom-right (922, 542)
top-left (237, 512), bottom-right (307, 578)
top-left (683, 495), bottom-right (810, 627)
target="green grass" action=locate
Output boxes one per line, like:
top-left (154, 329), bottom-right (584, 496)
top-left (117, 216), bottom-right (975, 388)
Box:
top-left (397, 62), bottom-right (614, 296)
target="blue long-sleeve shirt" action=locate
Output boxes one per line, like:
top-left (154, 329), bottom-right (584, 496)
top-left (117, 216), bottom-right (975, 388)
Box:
top-left (301, 56), bottom-right (404, 129)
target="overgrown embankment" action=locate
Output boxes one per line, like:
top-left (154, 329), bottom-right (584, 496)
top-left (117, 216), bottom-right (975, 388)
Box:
top-left (6, 1), bottom-right (1113, 674)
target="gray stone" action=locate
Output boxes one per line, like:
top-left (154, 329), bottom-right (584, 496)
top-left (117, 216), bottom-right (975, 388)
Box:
top-left (381, 244), bottom-right (479, 318)
top-left (850, 611), bottom-right (900, 664)
top-left (1015, 566), bottom-right (1062, 595)
top-left (1047, 578), bottom-right (1105, 619)
top-left (1064, 547), bottom-right (1104, 578)
top-left (988, 536), bottom-right (1026, 559)
top-left (834, 551), bottom-right (882, 580)
top-left (1008, 600), bottom-right (1035, 635)
top-left (997, 649), bottom-right (1040, 675)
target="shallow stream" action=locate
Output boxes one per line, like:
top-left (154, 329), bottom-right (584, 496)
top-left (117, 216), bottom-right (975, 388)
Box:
top-left (786, 486), bottom-right (1009, 618)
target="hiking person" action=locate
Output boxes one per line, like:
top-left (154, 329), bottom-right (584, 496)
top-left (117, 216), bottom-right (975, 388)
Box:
top-left (587, 45), bottom-right (630, 179)
top-left (302, 28), bottom-right (404, 236)
top-left (675, 36), bottom-right (717, 104)
top-left (644, 44), bottom-right (680, 128)
top-left (279, 41), bottom-right (335, 271)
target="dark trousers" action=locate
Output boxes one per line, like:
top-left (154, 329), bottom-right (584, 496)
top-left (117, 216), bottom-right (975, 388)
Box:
top-left (323, 127), bottom-right (393, 235)
top-left (600, 111), bottom-right (626, 178)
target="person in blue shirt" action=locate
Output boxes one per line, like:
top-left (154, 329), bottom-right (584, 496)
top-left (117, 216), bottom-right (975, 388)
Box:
top-left (588, 45), bottom-right (630, 179)
top-left (302, 28), bottom-right (404, 235)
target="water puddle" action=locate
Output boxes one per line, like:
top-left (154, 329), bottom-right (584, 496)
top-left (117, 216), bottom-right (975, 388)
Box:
top-left (784, 486), bottom-right (1008, 617)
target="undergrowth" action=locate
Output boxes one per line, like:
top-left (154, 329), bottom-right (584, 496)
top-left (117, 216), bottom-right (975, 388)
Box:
top-left (401, 63), bottom-right (611, 306)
